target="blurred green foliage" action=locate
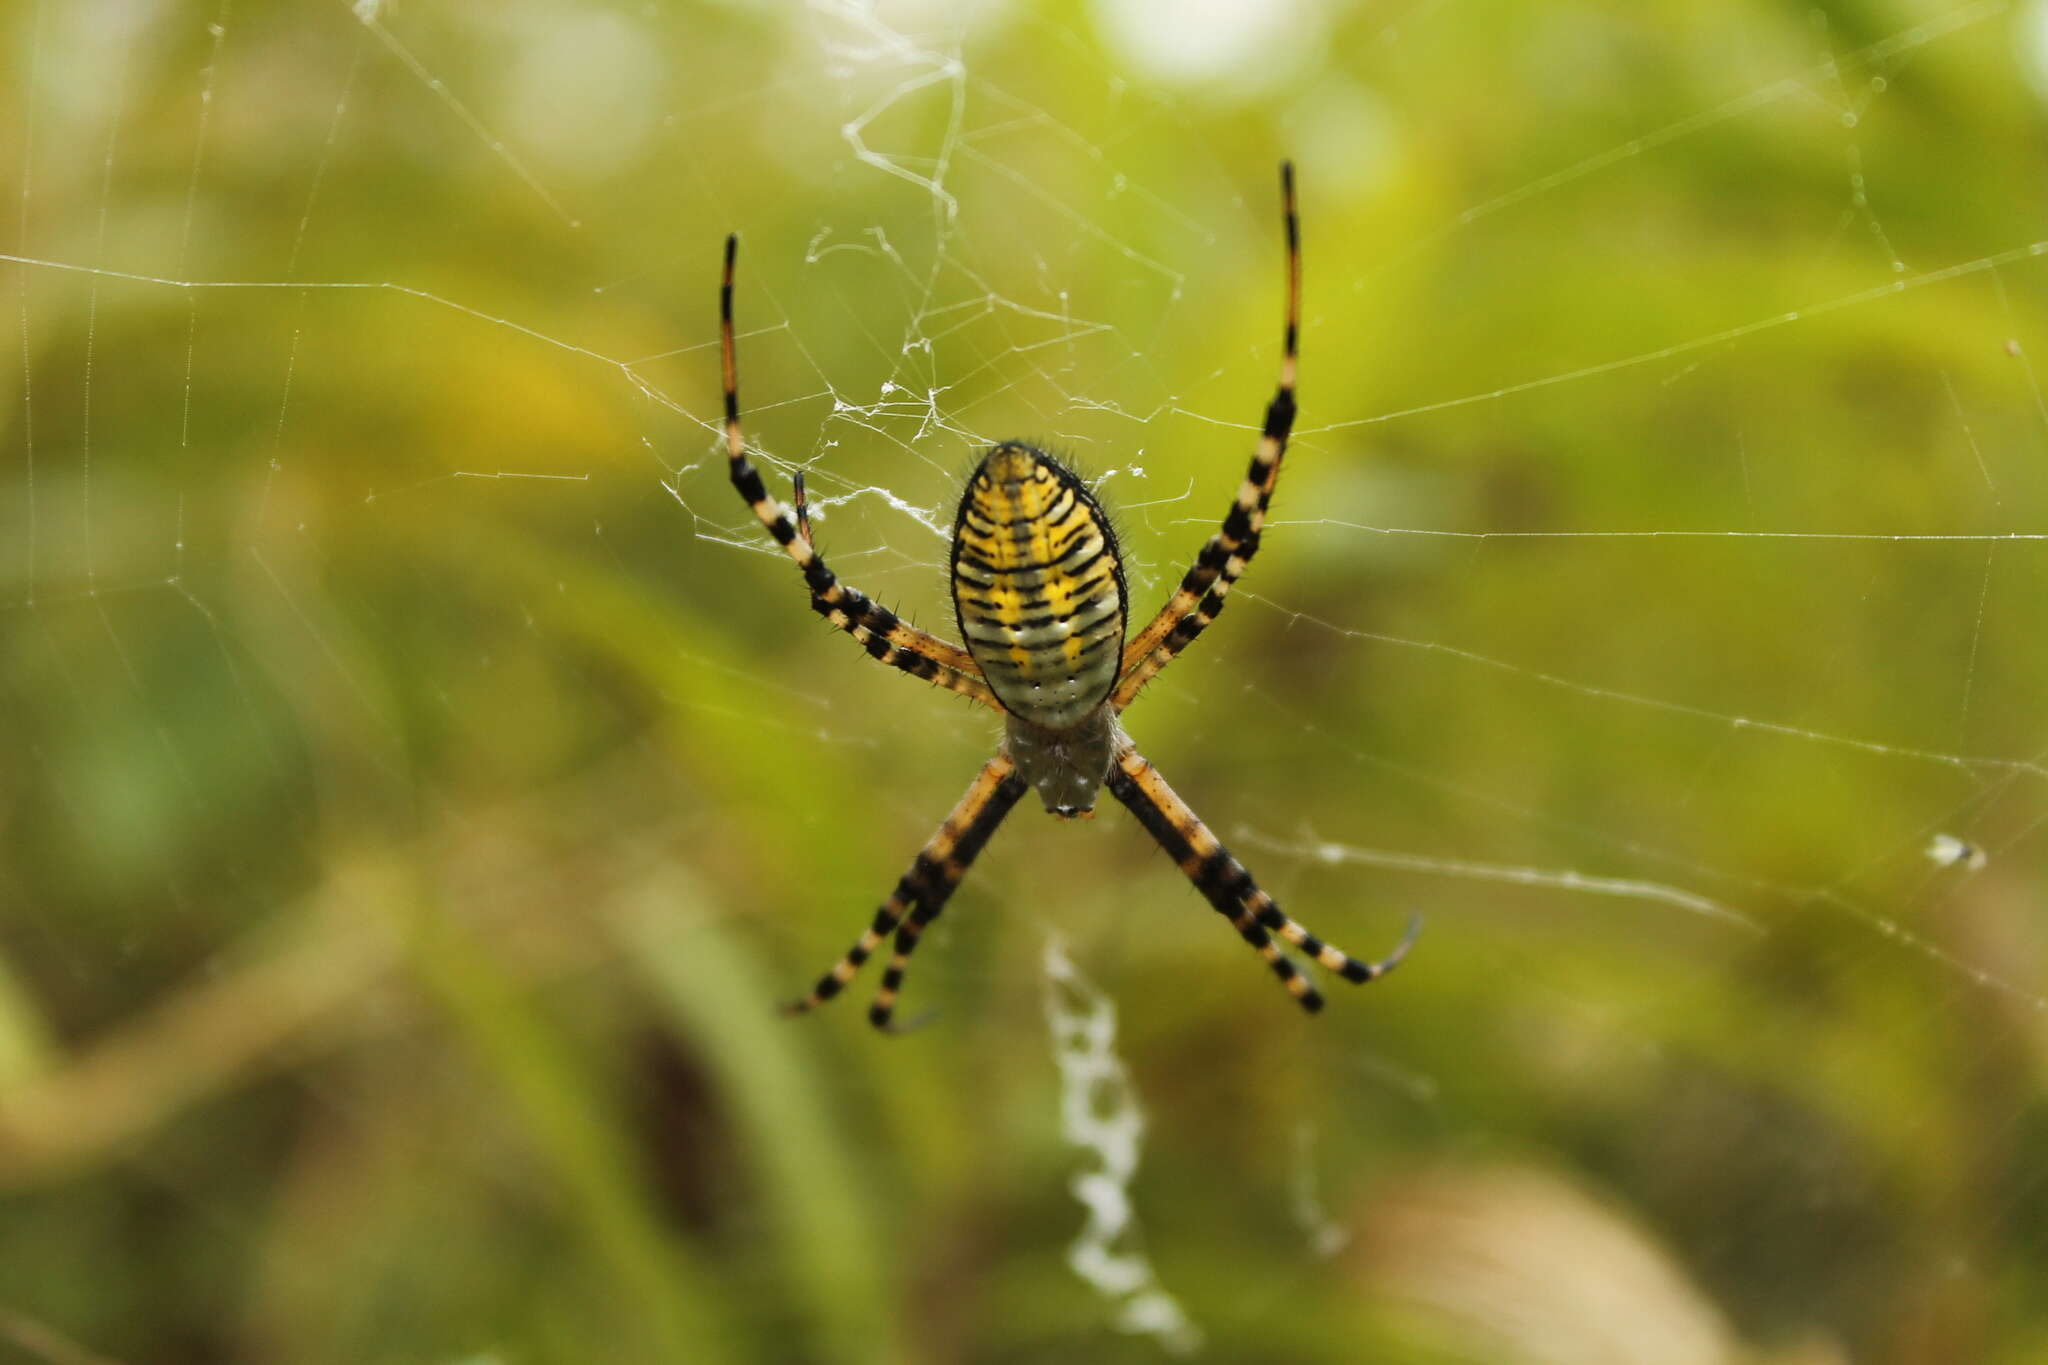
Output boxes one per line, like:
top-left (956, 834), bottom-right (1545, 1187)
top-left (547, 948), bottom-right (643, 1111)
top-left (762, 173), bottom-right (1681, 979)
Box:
top-left (3, 1), bottom-right (2047, 1362)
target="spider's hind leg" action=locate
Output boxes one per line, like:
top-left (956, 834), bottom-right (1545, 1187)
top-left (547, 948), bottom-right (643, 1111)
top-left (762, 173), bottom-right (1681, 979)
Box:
top-left (868, 759), bottom-right (1030, 1033)
top-left (782, 753), bottom-right (1028, 1032)
top-left (1107, 745), bottom-right (1416, 1011)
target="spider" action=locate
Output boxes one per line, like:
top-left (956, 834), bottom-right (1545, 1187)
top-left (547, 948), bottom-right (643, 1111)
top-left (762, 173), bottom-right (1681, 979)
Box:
top-left (720, 164), bottom-right (1418, 1031)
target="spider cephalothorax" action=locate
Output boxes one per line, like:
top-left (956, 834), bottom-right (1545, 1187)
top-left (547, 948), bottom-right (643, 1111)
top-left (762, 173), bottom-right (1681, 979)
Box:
top-left (719, 165), bottom-right (1417, 1031)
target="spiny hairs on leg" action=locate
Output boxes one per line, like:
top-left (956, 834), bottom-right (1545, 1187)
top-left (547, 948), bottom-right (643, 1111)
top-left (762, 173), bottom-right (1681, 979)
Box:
top-left (781, 754), bottom-right (1027, 1032)
top-left (1107, 746), bottom-right (1417, 1012)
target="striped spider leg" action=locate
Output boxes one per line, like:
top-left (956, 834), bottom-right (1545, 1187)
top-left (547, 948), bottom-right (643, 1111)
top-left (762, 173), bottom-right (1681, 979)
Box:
top-left (723, 236), bottom-right (1017, 1026)
top-left (781, 754), bottom-right (1028, 1032)
top-left (726, 164), bottom-right (1413, 1029)
top-left (1113, 162), bottom-right (1302, 711)
top-left (1102, 162), bottom-right (1415, 1009)
top-left (1108, 746), bottom-right (1419, 1013)
top-left (720, 235), bottom-right (1001, 712)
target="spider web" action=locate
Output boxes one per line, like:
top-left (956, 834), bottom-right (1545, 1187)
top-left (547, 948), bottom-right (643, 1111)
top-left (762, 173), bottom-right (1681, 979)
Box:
top-left (4, 0), bottom-right (2047, 1360)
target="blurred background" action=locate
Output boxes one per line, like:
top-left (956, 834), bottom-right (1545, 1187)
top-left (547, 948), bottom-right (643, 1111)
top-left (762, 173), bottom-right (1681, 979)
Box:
top-left (4, 0), bottom-right (2047, 1361)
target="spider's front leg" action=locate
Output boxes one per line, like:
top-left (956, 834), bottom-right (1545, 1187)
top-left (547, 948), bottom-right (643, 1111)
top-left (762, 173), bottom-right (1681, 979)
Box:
top-left (1108, 744), bottom-right (1417, 1011)
top-left (718, 235), bottom-right (1001, 712)
top-left (1114, 162), bottom-right (1301, 710)
top-left (783, 753), bottom-right (1028, 1032)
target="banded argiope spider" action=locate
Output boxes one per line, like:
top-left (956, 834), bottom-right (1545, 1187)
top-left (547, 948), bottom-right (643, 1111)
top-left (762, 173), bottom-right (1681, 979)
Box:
top-left (720, 164), bottom-right (1418, 1031)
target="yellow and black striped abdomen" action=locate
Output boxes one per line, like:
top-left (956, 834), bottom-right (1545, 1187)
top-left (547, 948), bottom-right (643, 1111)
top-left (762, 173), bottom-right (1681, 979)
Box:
top-left (951, 444), bottom-right (1127, 731)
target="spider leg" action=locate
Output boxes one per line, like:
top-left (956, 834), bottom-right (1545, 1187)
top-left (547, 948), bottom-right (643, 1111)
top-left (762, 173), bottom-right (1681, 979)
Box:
top-left (1107, 745), bottom-right (1416, 1012)
top-left (720, 236), bottom-right (1001, 712)
top-left (1114, 163), bottom-right (1300, 712)
top-left (868, 757), bottom-right (1031, 1034)
top-left (782, 753), bottom-right (1028, 1031)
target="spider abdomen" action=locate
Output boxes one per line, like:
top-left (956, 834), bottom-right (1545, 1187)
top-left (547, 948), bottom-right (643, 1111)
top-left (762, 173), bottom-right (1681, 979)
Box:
top-left (951, 444), bottom-right (1128, 731)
